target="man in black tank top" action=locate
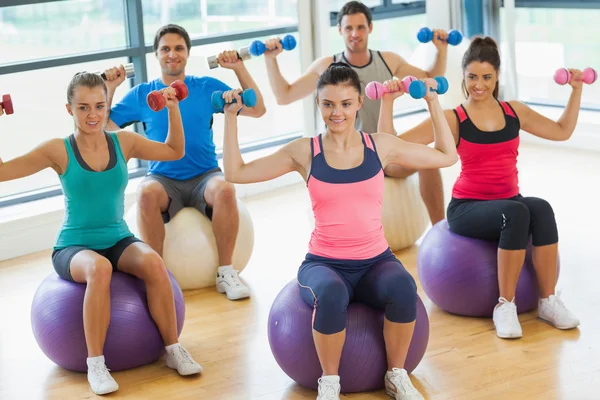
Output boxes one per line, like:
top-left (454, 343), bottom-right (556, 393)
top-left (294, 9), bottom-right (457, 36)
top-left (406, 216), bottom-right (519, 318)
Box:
top-left (262, 1), bottom-right (451, 223)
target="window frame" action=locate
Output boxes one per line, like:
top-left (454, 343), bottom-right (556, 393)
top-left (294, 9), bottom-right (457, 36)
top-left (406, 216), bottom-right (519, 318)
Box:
top-left (0, 0), bottom-right (426, 208)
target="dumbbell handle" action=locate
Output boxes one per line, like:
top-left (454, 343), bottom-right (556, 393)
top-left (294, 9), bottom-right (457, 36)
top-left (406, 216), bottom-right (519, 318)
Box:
top-left (417, 28), bottom-right (463, 46)
top-left (207, 48), bottom-right (251, 69)
top-left (554, 67), bottom-right (597, 85)
top-left (93, 63), bottom-right (135, 80)
top-left (249, 35), bottom-right (297, 57)
top-left (147, 81), bottom-right (189, 112)
top-left (211, 89), bottom-right (257, 111)
top-left (408, 77), bottom-right (449, 99)
top-left (365, 76), bottom-right (417, 100)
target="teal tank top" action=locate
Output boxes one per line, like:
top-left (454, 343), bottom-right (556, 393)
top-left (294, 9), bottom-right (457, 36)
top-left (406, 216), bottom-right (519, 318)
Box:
top-left (54, 132), bottom-right (133, 250)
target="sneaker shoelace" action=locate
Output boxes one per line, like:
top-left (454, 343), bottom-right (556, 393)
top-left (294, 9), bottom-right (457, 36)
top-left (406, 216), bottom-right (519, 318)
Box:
top-left (173, 346), bottom-right (195, 364)
top-left (390, 369), bottom-right (418, 394)
top-left (497, 297), bottom-right (517, 318)
top-left (317, 378), bottom-right (339, 398)
top-left (227, 270), bottom-right (243, 287)
top-left (90, 363), bottom-right (112, 381)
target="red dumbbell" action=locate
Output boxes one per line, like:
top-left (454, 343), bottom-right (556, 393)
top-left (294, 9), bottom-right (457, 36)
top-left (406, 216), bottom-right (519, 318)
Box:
top-left (553, 67), bottom-right (597, 85)
top-left (1, 94), bottom-right (14, 115)
top-left (146, 80), bottom-right (189, 112)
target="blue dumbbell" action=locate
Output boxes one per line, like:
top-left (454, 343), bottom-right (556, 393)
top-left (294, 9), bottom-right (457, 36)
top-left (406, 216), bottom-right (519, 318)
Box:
top-left (417, 28), bottom-right (463, 46)
top-left (249, 35), bottom-right (297, 57)
top-left (211, 89), bottom-right (257, 112)
top-left (408, 77), bottom-right (449, 99)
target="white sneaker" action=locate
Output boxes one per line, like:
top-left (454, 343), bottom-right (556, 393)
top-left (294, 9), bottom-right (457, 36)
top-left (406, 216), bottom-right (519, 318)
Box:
top-left (538, 292), bottom-right (580, 329)
top-left (493, 297), bottom-right (523, 339)
top-left (87, 359), bottom-right (119, 395)
top-left (216, 268), bottom-right (250, 300)
top-left (317, 376), bottom-right (341, 400)
top-left (385, 368), bottom-right (424, 400)
top-left (166, 345), bottom-right (203, 375)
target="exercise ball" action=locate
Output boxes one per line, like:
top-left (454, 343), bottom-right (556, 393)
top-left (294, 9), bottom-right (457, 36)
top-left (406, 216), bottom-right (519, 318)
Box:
top-left (417, 220), bottom-right (560, 317)
top-left (381, 175), bottom-right (429, 251)
top-left (268, 280), bottom-right (429, 393)
top-left (306, 175), bottom-right (429, 252)
top-left (408, 39), bottom-right (470, 110)
top-left (125, 200), bottom-right (254, 290)
top-left (31, 271), bottom-right (185, 372)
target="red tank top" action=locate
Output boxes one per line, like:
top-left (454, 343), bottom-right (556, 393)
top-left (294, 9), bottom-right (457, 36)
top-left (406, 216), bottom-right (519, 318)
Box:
top-left (452, 100), bottom-right (521, 200)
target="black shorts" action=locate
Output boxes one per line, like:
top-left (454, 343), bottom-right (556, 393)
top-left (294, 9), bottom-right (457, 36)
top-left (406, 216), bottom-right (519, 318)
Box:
top-left (51, 236), bottom-right (142, 282)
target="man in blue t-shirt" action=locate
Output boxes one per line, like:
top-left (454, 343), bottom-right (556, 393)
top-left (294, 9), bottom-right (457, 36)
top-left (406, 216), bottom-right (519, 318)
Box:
top-left (106, 24), bottom-right (266, 301)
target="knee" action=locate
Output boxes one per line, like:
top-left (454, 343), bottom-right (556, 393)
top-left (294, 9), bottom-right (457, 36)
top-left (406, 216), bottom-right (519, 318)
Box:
top-left (88, 259), bottom-right (113, 286)
top-left (504, 202), bottom-right (530, 230)
top-left (315, 280), bottom-right (349, 313)
top-left (527, 198), bottom-right (555, 220)
top-left (214, 181), bottom-right (236, 205)
top-left (137, 183), bottom-right (163, 213)
top-left (141, 253), bottom-right (169, 283)
top-left (387, 272), bottom-right (417, 304)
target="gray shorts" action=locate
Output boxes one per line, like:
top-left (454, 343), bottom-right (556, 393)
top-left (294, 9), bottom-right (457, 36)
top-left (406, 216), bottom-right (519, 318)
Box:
top-left (143, 168), bottom-right (224, 223)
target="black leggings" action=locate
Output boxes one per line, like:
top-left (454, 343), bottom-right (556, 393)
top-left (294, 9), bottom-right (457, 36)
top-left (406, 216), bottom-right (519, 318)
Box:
top-left (447, 194), bottom-right (558, 250)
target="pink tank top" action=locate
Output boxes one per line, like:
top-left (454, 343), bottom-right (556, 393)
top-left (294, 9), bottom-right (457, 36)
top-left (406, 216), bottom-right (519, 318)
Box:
top-left (307, 132), bottom-right (389, 259)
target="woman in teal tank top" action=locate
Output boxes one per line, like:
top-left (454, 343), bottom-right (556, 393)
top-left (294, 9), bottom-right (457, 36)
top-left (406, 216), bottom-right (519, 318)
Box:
top-left (0, 67), bottom-right (202, 395)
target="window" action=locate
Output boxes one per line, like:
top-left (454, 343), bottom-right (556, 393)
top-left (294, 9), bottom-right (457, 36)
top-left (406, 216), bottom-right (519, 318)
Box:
top-left (330, 0), bottom-right (382, 10)
top-left (141, 0), bottom-right (298, 44)
top-left (0, 0), bottom-right (127, 65)
top-left (145, 32), bottom-right (304, 149)
top-left (500, 7), bottom-right (600, 108)
top-left (0, 58), bottom-right (133, 201)
top-left (328, 13), bottom-right (428, 115)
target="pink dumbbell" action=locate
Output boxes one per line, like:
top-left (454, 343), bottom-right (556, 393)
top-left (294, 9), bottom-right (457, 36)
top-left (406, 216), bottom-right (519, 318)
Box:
top-left (365, 76), bottom-right (418, 100)
top-left (554, 67), bottom-right (597, 85)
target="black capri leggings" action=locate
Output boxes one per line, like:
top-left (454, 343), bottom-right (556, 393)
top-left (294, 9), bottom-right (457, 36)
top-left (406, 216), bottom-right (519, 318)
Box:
top-left (447, 194), bottom-right (558, 250)
top-left (297, 249), bottom-right (417, 335)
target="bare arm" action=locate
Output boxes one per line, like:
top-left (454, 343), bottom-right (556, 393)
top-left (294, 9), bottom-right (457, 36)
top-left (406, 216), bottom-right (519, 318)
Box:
top-left (398, 109), bottom-right (459, 146)
top-left (118, 88), bottom-right (184, 161)
top-left (230, 63), bottom-right (267, 118)
top-left (375, 81), bottom-right (458, 169)
top-left (102, 64), bottom-right (127, 131)
top-left (221, 93), bottom-right (308, 183)
top-left (264, 55), bottom-right (331, 105)
top-left (510, 86), bottom-right (582, 141)
top-left (0, 139), bottom-right (64, 182)
top-left (384, 30), bottom-right (448, 79)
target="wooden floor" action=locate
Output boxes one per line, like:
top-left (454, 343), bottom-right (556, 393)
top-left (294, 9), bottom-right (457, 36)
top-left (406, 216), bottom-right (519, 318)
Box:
top-left (1, 142), bottom-right (599, 400)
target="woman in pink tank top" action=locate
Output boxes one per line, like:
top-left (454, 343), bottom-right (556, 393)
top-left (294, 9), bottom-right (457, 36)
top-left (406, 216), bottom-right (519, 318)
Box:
top-left (380, 37), bottom-right (582, 340)
top-left (221, 62), bottom-right (457, 399)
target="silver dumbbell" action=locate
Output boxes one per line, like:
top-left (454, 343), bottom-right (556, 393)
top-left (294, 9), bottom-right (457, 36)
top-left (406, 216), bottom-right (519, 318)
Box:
top-left (207, 47), bottom-right (251, 69)
top-left (94, 63), bottom-right (136, 80)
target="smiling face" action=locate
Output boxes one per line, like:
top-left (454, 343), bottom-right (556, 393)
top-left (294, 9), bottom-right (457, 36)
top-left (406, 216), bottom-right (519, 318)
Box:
top-left (156, 33), bottom-right (189, 77)
top-left (464, 61), bottom-right (499, 101)
top-left (66, 85), bottom-right (108, 135)
top-left (316, 83), bottom-right (363, 133)
top-left (338, 13), bottom-right (372, 53)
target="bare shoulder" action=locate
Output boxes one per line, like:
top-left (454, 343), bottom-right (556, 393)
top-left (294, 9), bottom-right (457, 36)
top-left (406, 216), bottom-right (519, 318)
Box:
top-left (43, 138), bottom-right (69, 173)
top-left (379, 51), bottom-right (406, 69)
top-left (507, 100), bottom-right (528, 116)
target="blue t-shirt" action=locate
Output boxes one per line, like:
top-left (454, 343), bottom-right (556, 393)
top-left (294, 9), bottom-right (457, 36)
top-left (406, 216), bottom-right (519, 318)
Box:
top-left (110, 75), bottom-right (231, 180)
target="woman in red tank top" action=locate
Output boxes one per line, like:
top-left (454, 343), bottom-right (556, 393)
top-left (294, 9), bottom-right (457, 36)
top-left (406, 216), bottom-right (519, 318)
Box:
top-left (379, 37), bottom-right (582, 340)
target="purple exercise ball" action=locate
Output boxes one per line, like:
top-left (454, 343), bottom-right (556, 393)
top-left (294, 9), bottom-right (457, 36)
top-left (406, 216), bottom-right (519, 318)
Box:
top-left (31, 271), bottom-right (185, 372)
top-left (417, 220), bottom-right (559, 317)
top-left (268, 280), bottom-right (429, 393)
